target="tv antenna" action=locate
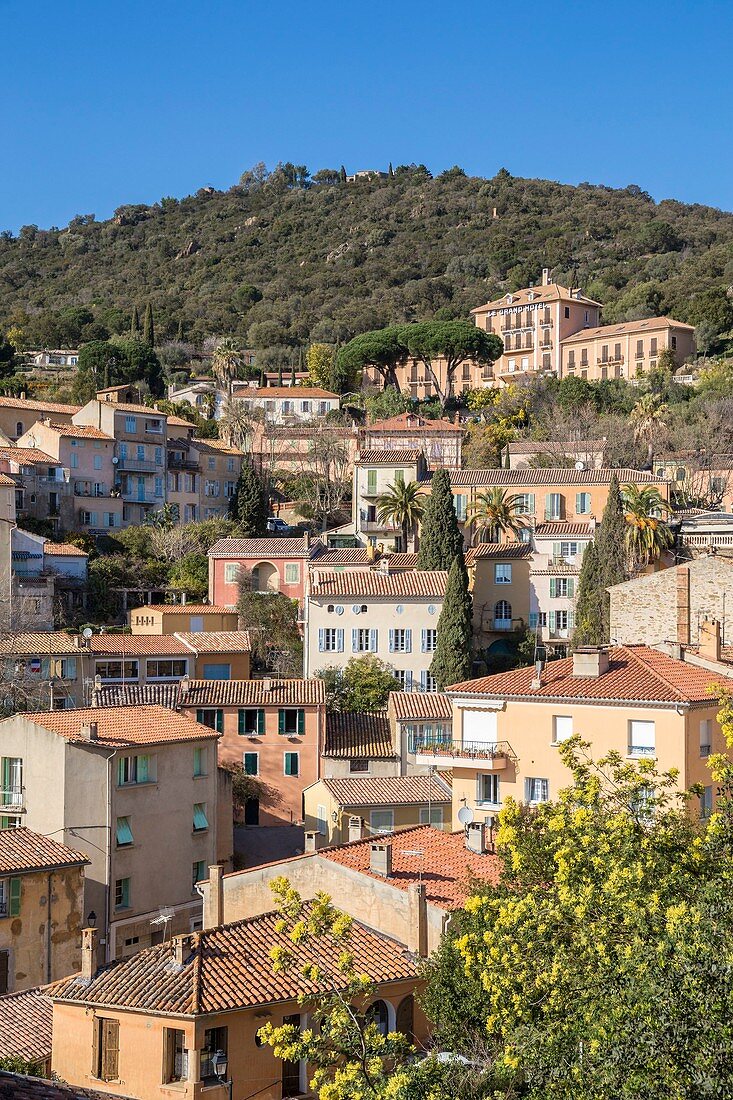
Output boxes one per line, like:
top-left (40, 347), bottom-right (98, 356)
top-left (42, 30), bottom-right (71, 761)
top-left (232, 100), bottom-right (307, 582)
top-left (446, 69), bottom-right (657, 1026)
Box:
top-left (150, 907), bottom-right (175, 940)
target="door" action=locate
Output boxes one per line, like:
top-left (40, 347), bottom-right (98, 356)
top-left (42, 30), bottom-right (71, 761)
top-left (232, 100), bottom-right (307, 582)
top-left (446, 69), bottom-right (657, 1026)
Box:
top-left (281, 1014), bottom-right (301, 1096)
top-left (136, 476), bottom-right (146, 502)
top-left (0, 951), bottom-right (9, 994)
top-left (462, 709), bottom-right (498, 749)
top-left (244, 798), bottom-right (259, 826)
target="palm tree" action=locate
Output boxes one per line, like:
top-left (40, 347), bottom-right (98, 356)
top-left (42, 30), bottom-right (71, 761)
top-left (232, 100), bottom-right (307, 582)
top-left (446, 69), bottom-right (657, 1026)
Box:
top-left (630, 393), bottom-right (667, 469)
top-left (212, 337), bottom-right (243, 396)
top-left (466, 487), bottom-right (527, 545)
top-left (219, 397), bottom-right (258, 449)
top-left (375, 480), bottom-right (425, 552)
top-left (622, 483), bottom-right (674, 570)
top-left (200, 390), bottom-right (216, 420)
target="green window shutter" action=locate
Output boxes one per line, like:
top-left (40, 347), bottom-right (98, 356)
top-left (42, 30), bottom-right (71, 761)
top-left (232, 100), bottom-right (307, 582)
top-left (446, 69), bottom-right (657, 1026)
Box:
top-left (549, 578), bottom-right (556, 598)
top-left (257, 709), bottom-right (265, 735)
top-left (196, 709), bottom-right (204, 725)
top-left (137, 755), bottom-right (150, 783)
top-left (568, 610), bottom-right (575, 630)
top-left (549, 610), bottom-right (556, 634)
top-left (367, 470), bottom-right (377, 494)
top-left (297, 709), bottom-right (305, 735)
top-left (216, 710), bottom-right (223, 734)
top-left (278, 709), bottom-right (285, 734)
top-left (552, 542), bottom-right (561, 559)
top-left (238, 709), bottom-right (245, 735)
top-left (567, 578), bottom-right (575, 598)
top-left (9, 877), bottom-right (21, 917)
top-left (527, 493), bottom-right (535, 515)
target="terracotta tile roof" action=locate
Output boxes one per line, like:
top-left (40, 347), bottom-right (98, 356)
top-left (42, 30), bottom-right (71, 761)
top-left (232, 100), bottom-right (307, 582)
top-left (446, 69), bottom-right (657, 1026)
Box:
top-left (0, 474), bottom-right (18, 488)
top-left (18, 706), bottom-right (219, 746)
top-left (381, 553), bottom-right (419, 571)
top-left (471, 283), bottom-right (602, 312)
top-left (0, 632), bottom-right (81, 657)
top-left (244, 387), bottom-right (339, 399)
top-left (0, 447), bottom-right (59, 466)
top-left (321, 825), bottom-right (501, 909)
top-left (465, 544), bottom-right (532, 563)
top-left (365, 413), bottom-right (463, 433)
top-left (0, 988), bottom-right (52, 1067)
top-left (0, 1071), bottom-right (133, 1100)
top-left (107, 401), bottom-right (170, 416)
top-left (47, 423), bottom-right (115, 440)
top-left (0, 397), bottom-right (80, 414)
top-left (175, 631), bottom-right (251, 654)
top-left (448, 645), bottom-right (727, 705)
top-left (168, 415), bottom-right (195, 426)
top-left (209, 537), bottom-right (312, 558)
top-left (320, 774), bottom-right (451, 807)
top-left (358, 449), bottom-right (422, 464)
top-left (91, 684), bottom-right (181, 709)
top-left (562, 316), bottom-right (695, 343)
top-left (0, 828), bottom-right (88, 875)
top-left (180, 678), bottom-right (324, 707)
top-left (90, 635), bottom-right (190, 656)
top-left (191, 438), bottom-right (242, 455)
top-left (324, 711), bottom-right (395, 758)
top-left (43, 542), bottom-right (88, 557)
top-left (50, 904), bottom-right (415, 1014)
top-left (448, 467), bottom-right (667, 487)
top-left (312, 547), bottom-right (370, 565)
top-left (310, 570), bottom-right (446, 599)
top-left (142, 604), bottom-right (235, 615)
top-left (533, 521), bottom-right (595, 537)
top-left (389, 691), bottom-right (453, 721)
top-left (508, 439), bottom-right (606, 454)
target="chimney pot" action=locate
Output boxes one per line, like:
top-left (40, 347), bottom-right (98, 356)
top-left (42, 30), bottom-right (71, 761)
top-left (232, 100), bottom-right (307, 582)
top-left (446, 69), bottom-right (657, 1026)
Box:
top-left (370, 841), bottom-right (392, 877)
top-left (81, 926), bottom-right (99, 982)
top-left (174, 934), bottom-right (192, 967)
top-left (81, 722), bottom-right (98, 741)
top-left (572, 646), bottom-right (610, 678)
top-left (542, 267), bottom-right (550, 286)
top-left (348, 815), bottom-right (365, 843)
top-left (262, 677), bottom-right (272, 694)
top-left (204, 863), bottom-right (224, 929)
top-left (304, 830), bottom-right (319, 853)
top-left (699, 617), bottom-right (722, 662)
top-left (466, 821), bottom-right (488, 854)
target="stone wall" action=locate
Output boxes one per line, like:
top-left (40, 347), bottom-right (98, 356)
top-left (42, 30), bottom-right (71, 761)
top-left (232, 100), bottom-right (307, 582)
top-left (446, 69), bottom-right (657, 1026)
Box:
top-left (610, 558), bottom-right (733, 646)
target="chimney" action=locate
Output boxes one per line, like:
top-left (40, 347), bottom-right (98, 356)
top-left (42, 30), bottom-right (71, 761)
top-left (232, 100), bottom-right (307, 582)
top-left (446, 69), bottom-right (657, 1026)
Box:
top-left (80, 926), bottom-right (99, 982)
top-left (572, 647), bottom-right (610, 678)
top-left (699, 617), bottom-right (721, 662)
top-left (173, 934), bottom-right (193, 967)
top-left (348, 815), bottom-right (365, 843)
top-left (530, 658), bottom-right (544, 690)
top-left (261, 677), bottom-right (272, 695)
top-left (81, 722), bottom-right (99, 742)
top-left (303, 530), bottom-right (310, 550)
top-left (370, 841), bottom-right (392, 877)
top-left (465, 821), bottom-right (488, 854)
top-left (542, 267), bottom-right (549, 286)
top-left (407, 882), bottom-right (427, 957)
top-left (179, 674), bottom-right (190, 698)
top-left (204, 863), bottom-right (224, 929)
top-left (676, 566), bottom-right (691, 645)
top-left (304, 830), bottom-right (320, 853)
top-left (73, 633), bottom-right (82, 649)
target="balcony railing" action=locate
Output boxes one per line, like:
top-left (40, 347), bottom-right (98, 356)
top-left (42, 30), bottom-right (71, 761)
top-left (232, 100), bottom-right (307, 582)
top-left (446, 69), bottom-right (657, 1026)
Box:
top-left (0, 787), bottom-right (25, 811)
top-left (361, 519), bottom-right (399, 533)
top-left (168, 457), bottom-right (200, 471)
top-left (408, 735), bottom-right (516, 768)
top-left (117, 458), bottom-right (160, 473)
top-left (121, 490), bottom-right (160, 504)
top-left (493, 618), bottom-right (514, 631)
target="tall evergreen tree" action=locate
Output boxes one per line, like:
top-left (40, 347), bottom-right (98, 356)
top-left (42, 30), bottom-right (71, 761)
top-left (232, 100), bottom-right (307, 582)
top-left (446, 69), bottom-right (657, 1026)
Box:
top-left (339, 165), bottom-right (347, 182)
top-left (430, 555), bottom-right (473, 690)
top-left (229, 459), bottom-right (268, 536)
top-left (290, 360), bottom-right (297, 385)
top-left (277, 363), bottom-right (284, 386)
top-left (417, 467), bottom-right (463, 570)
top-left (571, 539), bottom-right (605, 646)
top-left (143, 302), bottom-right (155, 347)
top-left (572, 474), bottom-right (628, 645)
top-left (176, 319), bottom-right (184, 341)
top-left (130, 305), bottom-right (140, 336)
top-left (388, 162), bottom-right (394, 179)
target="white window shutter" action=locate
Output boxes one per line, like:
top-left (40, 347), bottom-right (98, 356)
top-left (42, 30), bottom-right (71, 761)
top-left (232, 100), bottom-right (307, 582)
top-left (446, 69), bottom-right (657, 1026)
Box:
top-left (405, 670), bottom-right (413, 690)
top-left (336, 629), bottom-right (344, 652)
top-left (388, 629), bottom-right (395, 653)
top-left (318, 628), bottom-right (325, 652)
top-left (421, 629), bottom-right (427, 653)
top-left (369, 628), bottom-right (378, 652)
top-left (420, 670), bottom-right (427, 690)
top-left (405, 629), bottom-right (412, 653)
top-left (549, 610), bottom-right (556, 634)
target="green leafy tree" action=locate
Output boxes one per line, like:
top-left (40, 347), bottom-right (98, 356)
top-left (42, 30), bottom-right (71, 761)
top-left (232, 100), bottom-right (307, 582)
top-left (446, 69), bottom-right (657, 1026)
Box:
top-left (402, 320), bottom-right (503, 409)
top-left (143, 301), bottom-right (155, 347)
top-left (229, 460), bottom-right (268, 536)
top-left (130, 305), bottom-right (140, 336)
top-left (466, 487), bottom-right (527, 545)
top-left (168, 550), bottom-right (208, 601)
top-left (430, 555), bottom-right (473, 689)
top-left (375, 479), bottom-right (424, 551)
top-left (417, 467), bottom-right (463, 570)
top-left (236, 573), bottom-right (302, 675)
top-left (317, 656), bottom-right (400, 712)
top-left (72, 340), bottom-right (128, 403)
top-left (307, 342), bottom-right (335, 389)
top-left (337, 326), bottom-right (408, 391)
top-left (212, 336), bottom-right (243, 395)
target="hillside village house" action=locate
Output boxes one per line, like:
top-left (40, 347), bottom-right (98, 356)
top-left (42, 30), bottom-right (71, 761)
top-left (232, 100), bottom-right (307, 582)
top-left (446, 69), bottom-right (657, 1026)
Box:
top-left (322, 711), bottom-right (396, 778)
top-left (0, 829), bottom-right (88, 993)
top-left (434, 645), bottom-right (727, 828)
top-left (234, 386), bottom-right (340, 425)
top-left (90, 632), bottom-right (252, 687)
top-left (128, 603), bottom-right (239, 634)
top-left (0, 987), bottom-right (55, 1075)
top-left (0, 396), bottom-right (78, 442)
top-left (359, 412), bottom-right (464, 469)
top-left (353, 449), bottom-right (427, 550)
top-left (50, 908), bottom-right (421, 1100)
top-left (676, 511), bottom-right (733, 556)
top-left (0, 474), bottom-right (22, 629)
top-left (0, 706), bottom-right (224, 960)
top-left (167, 436), bottom-right (243, 523)
top-left (0, 445), bottom-right (65, 531)
top-left (303, 773), bottom-right (452, 845)
top-left (561, 317), bottom-right (695, 381)
top-left (10, 530), bottom-right (88, 630)
top-left (177, 677), bottom-right (325, 826)
top-left (209, 535), bottom-right (317, 607)
top-left (654, 453), bottom-right (733, 513)
top-left (506, 438), bottom-right (607, 469)
top-left (361, 350), bottom-right (495, 400)
top-left (305, 569), bottom-right (447, 689)
top-left (250, 420), bottom-right (359, 476)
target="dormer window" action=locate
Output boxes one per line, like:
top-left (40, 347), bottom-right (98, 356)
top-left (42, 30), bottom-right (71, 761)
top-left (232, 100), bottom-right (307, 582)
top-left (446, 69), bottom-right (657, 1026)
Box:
top-left (506, 294), bottom-right (513, 305)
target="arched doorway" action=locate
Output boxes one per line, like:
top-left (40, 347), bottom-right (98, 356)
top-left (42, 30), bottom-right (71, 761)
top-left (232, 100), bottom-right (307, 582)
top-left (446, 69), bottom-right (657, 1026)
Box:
top-left (251, 562), bottom-right (279, 593)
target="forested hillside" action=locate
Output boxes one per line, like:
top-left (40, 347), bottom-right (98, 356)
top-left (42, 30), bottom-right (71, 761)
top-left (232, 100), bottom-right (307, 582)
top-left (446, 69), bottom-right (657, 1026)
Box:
top-left (3, 163), bottom-right (733, 354)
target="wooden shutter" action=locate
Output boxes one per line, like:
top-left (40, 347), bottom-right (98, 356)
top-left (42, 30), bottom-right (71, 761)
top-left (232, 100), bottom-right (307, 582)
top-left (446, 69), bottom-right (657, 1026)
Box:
top-left (238, 709), bottom-right (245, 735)
top-left (257, 709), bottom-right (266, 735)
top-left (0, 951), bottom-right (8, 994)
top-left (388, 629), bottom-right (395, 653)
top-left (352, 629), bottom-right (358, 653)
top-left (297, 709), bottom-right (305, 735)
top-left (549, 578), bottom-right (556, 599)
top-left (567, 578), bottom-right (575, 598)
top-left (278, 709), bottom-right (286, 735)
top-left (336, 629), bottom-right (344, 653)
top-left (101, 1018), bottom-right (119, 1081)
top-left (404, 629), bottom-right (412, 653)
top-left (421, 629), bottom-right (427, 653)
top-left (9, 877), bottom-right (21, 917)
top-left (318, 628), bottom-right (325, 652)
top-left (369, 628), bottom-right (378, 652)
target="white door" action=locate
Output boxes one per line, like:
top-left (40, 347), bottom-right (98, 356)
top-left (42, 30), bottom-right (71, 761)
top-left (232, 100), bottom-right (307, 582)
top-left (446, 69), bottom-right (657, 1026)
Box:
top-left (463, 709), bottom-right (498, 748)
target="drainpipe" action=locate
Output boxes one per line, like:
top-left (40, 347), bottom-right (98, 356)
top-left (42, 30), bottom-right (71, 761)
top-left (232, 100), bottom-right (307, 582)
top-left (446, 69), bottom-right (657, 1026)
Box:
top-left (104, 748), bottom-right (118, 964)
top-left (46, 871), bottom-right (52, 984)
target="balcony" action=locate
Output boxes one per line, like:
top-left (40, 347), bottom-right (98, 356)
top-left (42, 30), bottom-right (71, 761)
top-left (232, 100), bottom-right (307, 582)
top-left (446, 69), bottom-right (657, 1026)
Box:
top-left (117, 457), bottom-right (160, 473)
top-left (0, 787), bottom-right (25, 813)
top-left (74, 482), bottom-right (117, 498)
top-left (408, 735), bottom-right (515, 768)
top-left (597, 356), bottom-right (624, 366)
top-left (168, 456), bottom-right (200, 471)
top-left (492, 618), bottom-right (514, 631)
top-left (361, 519), bottom-right (399, 533)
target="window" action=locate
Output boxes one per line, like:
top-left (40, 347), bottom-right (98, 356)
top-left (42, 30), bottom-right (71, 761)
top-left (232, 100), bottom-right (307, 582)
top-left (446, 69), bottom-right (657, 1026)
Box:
top-left (477, 773), bottom-right (500, 806)
top-left (279, 709), bottom-right (305, 735)
top-left (352, 628), bottom-right (377, 653)
top-left (549, 577), bottom-right (574, 598)
top-left (552, 716), bottom-right (573, 744)
top-left (208, 456), bottom-right (216, 470)
top-left (316, 804), bottom-right (327, 834)
top-left (96, 1017), bottom-right (120, 1081)
top-left (419, 806), bottom-right (444, 826)
top-left (700, 786), bottom-right (713, 819)
top-left (0, 758), bottom-right (22, 807)
top-left (671, 335), bottom-right (677, 350)
top-left (136, 445), bottom-right (145, 462)
top-left (284, 752), bottom-right (299, 776)
top-left (528, 611), bottom-right (548, 629)
top-left (115, 878), bottom-right (130, 909)
top-left (164, 1028), bottom-right (188, 1084)
top-left (370, 809), bottom-right (394, 834)
top-left (366, 469), bottom-right (377, 495)
top-left (189, 616), bottom-right (204, 632)
top-left (94, 454), bottom-right (103, 471)
top-left (515, 493), bottom-right (535, 515)
top-left (193, 746), bottom-right (207, 777)
top-left (201, 1027), bottom-right (228, 1082)
top-left (394, 670), bottom-right (413, 690)
top-left (196, 708), bottom-right (223, 732)
top-left (453, 494), bottom-right (467, 521)
top-left (629, 720), bottom-right (655, 757)
top-left (700, 718), bottom-right (713, 757)
top-left (239, 708), bottom-right (265, 736)
top-left (193, 803), bottom-right (209, 832)
top-left (420, 670), bottom-right (437, 692)
top-left (0, 877), bottom-right (21, 919)
top-left (549, 609), bottom-right (571, 635)
top-left (389, 628), bottom-right (412, 653)
top-left (117, 754), bottom-right (154, 785)
top-left (146, 659), bottom-right (187, 680)
top-left (494, 600), bottom-right (512, 629)
top-left (525, 778), bottom-right (549, 804)
top-left (243, 752), bottom-right (259, 776)
top-left (349, 758), bottom-right (369, 773)
top-left (96, 659), bottom-right (139, 682)
top-left (319, 627), bottom-right (344, 652)
top-left (202, 663), bottom-right (231, 680)
top-left (192, 861), bottom-right (206, 891)
top-left (636, 339), bottom-right (644, 358)
top-left (494, 563), bottom-right (512, 584)
top-left (421, 628), bottom-right (438, 653)
top-left (575, 492), bottom-right (591, 515)
top-left (545, 492), bottom-right (563, 520)
top-left (115, 816), bottom-right (133, 847)
top-left (284, 562), bottom-right (300, 585)
top-left (154, 477), bottom-right (164, 498)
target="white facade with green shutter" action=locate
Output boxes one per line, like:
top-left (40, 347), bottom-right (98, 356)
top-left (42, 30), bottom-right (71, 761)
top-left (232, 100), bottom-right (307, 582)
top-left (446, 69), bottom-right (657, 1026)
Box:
top-left (530, 528), bottom-right (593, 650)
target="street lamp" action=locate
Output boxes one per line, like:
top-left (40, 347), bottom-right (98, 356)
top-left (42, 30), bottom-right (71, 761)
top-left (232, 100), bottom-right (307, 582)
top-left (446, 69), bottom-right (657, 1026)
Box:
top-left (86, 910), bottom-right (97, 928)
top-left (212, 1050), bottom-right (232, 1100)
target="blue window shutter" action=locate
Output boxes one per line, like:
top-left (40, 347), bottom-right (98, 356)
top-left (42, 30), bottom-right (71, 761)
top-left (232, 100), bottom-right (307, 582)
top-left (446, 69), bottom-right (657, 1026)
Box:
top-left (369, 628), bottom-right (377, 652)
top-left (529, 612), bottom-right (538, 629)
top-left (336, 629), bottom-right (344, 653)
top-left (420, 670), bottom-right (427, 691)
top-left (405, 629), bottom-right (412, 653)
top-left (388, 629), bottom-right (395, 653)
top-left (352, 629), bottom-right (359, 653)
top-left (549, 610), bottom-right (556, 634)
top-left (405, 670), bottom-right (413, 690)
top-left (318, 628), bottom-right (325, 652)
top-left (549, 578), bottom-right (556, 598)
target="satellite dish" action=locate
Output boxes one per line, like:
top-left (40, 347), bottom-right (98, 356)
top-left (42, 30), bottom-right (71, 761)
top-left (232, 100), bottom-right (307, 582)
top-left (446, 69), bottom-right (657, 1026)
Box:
top-left (574, 460), bottom-right (585, 470)
top-left (111, 456), bottom-right (119, 465)
top-left (82, 627), bottom-right (93, 641)
top-left (457, 806), bottom-right (474, 826)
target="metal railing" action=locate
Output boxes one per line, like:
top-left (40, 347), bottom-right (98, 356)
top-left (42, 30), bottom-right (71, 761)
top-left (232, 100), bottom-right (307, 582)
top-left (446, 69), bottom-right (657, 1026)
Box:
top-left (408, 735), bottom-right (515, 762)
top-left (117, 458), bottom-right (160, 473)
top-left (0, 787), bottom-right (24, 810)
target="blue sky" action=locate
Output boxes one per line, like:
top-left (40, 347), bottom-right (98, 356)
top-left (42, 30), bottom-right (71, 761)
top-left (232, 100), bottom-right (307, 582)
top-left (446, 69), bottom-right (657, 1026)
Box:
top-left (2, 0), bottom-right (730, 231)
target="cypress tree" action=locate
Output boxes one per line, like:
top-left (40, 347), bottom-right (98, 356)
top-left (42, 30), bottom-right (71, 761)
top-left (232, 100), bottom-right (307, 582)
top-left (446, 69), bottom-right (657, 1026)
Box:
top-left (259, 368), bottom-right (266, 387)
top-left (417, 467), bottom-right (463, 571)
top-left (290, 360), bottom-right (297, 386)
top-left (430, 555), bottom-right (473, 690)
top-left (339, 165), bottom-right (347, 182)
top-left (277, 363), bottom-right (284, 386)
top-left (176, 319), bottom-right (184, 341)
top-left (130, 306), bottom-right (140, 336)
top-left (571, 539), bottom-right (605, 646)
top-left (229, 460), bottom-right (268, 536)
top-left (143, 302), bottom-right (155, 347)
top-left (572, 474), bottom-right (628, 645)
top-left (388, 162), bottom-right (394, 179)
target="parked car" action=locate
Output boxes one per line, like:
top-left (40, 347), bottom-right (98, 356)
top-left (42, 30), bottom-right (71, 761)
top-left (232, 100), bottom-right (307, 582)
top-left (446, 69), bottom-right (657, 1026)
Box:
top-left (267, 517), bottom-right (295, 534)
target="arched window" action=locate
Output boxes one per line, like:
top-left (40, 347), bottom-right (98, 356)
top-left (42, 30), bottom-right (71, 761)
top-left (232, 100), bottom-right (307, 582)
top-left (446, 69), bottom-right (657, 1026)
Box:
top-left (366, 999), bottom-right (389, 1037)
top-left (676, 467), bottom-right (686, 482)
top-left (15, 422), bottom-right (23, 437)
top-left (494, 600), bottom-right (513, 629)
top-left (396, 995), bottom-right (414, 1041)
